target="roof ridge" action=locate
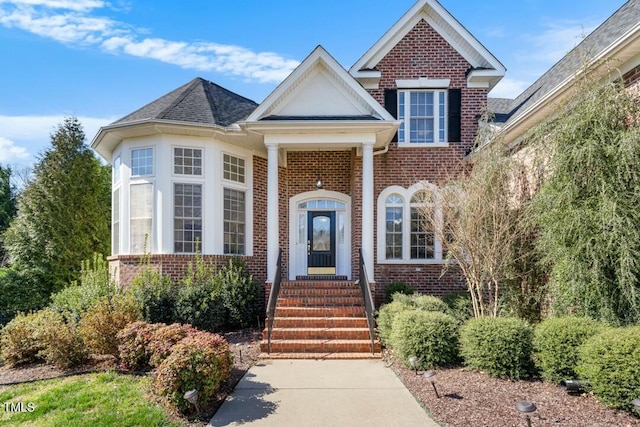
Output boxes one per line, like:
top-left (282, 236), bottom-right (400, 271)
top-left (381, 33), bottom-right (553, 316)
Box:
top-left (156, 77), bottom-right (203, 120)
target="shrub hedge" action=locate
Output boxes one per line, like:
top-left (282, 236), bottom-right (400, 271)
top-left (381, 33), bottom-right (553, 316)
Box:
top-left (0, 310), bottom-right (54, 366)
top-left (154, 331), bottom-right (232, 413)
top-left (390, 309), bottom-right (459, 369)
top-left (460, 316), bottom-right (534, 379)
top-left (117, 321), bottom-right (164, 371)
top-left (129, 267), bottom-right (177, 325)
top-left (384, 282), bottom-right (414, 304)
top-left (576, 326), bottom-right (640, 410)
top-left (533, 316), bottom-right (605, 383)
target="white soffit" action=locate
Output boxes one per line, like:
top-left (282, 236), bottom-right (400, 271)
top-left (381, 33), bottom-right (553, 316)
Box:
top-left (247, 46), bottom-right (394, 122)
top-left (349, 0), bottom-right (505, 77)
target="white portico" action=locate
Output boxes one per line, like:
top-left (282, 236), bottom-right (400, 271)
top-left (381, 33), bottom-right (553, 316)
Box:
top-left (240, 46), bottom-right (398, 283)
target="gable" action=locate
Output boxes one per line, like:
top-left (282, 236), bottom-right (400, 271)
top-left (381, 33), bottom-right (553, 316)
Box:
top-left (350, 0), bottom-right (505, 90)
top-left (247, 46), bottom-right (394, 122)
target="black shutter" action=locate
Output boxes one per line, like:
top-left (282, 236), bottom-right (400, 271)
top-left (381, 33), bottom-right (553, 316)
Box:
top-left (448, 89), bottom-right (462, 142)
top-left (384, 89), bottom-right (398, 142)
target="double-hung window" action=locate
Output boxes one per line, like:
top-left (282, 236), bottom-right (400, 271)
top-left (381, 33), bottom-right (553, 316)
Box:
top-left (174, 183), bottom-right (202, 253)
top-left (398, 90), bottom-right (447, 145)
top-left (223, 153), bottom-right (247, 255)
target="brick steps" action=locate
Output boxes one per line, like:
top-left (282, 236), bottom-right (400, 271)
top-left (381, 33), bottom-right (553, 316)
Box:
top-left (261, 280), bottom-right (381, 358)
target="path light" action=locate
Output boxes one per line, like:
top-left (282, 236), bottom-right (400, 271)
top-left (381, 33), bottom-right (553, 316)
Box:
top-left (184, 389), bottom-right (200, 417)
top-left (236, 343), bottom-right (242, 363)
top-left (423, 370), bottom-right (440, 398)
top-left (515, 401), bottom-right (537, 427)
top-left (560, 379), bottom-right (584, 394)
top-left (632, 398), bottom-right (640, 414)
top-left (408, 356), bottom-right (419, 374)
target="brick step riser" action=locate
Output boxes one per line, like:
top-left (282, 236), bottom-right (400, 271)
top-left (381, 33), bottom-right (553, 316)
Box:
top-left (277, 297), bottom-right (364, 307)
top-left (279, 289), bottom-right (362, 297)
top-left (260, 341), bottom-right (381, 354)
top-left (272, 318), bottom-right (369, 328)
top-left (263, 329), bottom-right (371, 341)
top-left (281, 282), bottom-right (359, 289)
top-left (275, 307), bottom-right (366, 317)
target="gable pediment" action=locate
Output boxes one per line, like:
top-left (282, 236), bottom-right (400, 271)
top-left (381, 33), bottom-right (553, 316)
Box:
top-left (247, 46), bottom-right (394, 122)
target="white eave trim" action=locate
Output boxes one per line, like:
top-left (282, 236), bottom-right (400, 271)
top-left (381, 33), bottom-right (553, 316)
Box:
top-left (396, 78), bottom-right (450, 88)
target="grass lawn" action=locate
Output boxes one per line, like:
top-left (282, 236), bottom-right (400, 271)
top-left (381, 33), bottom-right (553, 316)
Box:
top-left (0, 372), bottom-right (182, 427)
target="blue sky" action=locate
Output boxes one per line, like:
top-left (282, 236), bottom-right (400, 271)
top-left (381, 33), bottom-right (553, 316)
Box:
top-left (0, 0), bottom-right (624, 168)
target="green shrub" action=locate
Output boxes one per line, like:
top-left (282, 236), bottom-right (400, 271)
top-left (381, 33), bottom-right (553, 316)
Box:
top-left (384, 282), bottom-right (414, 303)
top-left (460, 317), bottom-right (534, 379)
top-left (409, 294), bottom-right (449, 313)
top-left (50, 254), bottom-right (117, 323)
top-left (128, 266), bottom-right (177, 325)
top-left (377, 301), bottom-right (407, 346)
top-left (39, 312), bottom-right (87, 369)
top-left (442, 291), bottom-right (474, 322)
top-left (147, 323), bottom-right (198, 368)
top-left (218, 258), bottom-right (260, 328)
top-left (0, 310), bottom-right (54, 366)
top-left (390, 310), bottom-right (459, 369)
top-left (0, 268), bottom-right (50, 325)
top-left (576, 326), bottom-right (640, 410)
top-left (174, 256), bottom-right (225, 332)
top-left (117, 321), bottom-right (164, 371)
top-left (78, 294), bottom-right (141, 358)
top-left (533, 317), bottom-right (605, 383)
top-left (154, 331), bottom-right (232, 413)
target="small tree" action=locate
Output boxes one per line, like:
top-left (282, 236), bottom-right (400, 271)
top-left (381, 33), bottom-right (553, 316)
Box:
top-left (0, 164), bottom-right (17, 266)
top-left (417, 146), bottom-right (537, 318)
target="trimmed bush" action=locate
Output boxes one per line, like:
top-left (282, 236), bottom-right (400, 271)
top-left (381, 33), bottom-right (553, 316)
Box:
top-left (409, 294), bottom-right (449, 313)
top-left (117, 321), bottom-right (164, 371)
top-left (533, 317), bottom-right (605, 383)
top-left (78, 294), bottom-right (141, 358)
top-left (391, 310), bottom-right (459, 369)
top-left (129, 266), bottom-right (177, 325)
top-left (442, 291), bottom-right (474, 322)
top-left (460, 317), bottom-right (534, 379)
top-left (175, 257), bottom-right (225, 332)
top-left (0, 310), bottom-right (54, 366)
top-left (384, 282), bottom-right (414, 304)
top-left (218, 258), bottom-right (260, 328)
top-left (576, 326), bottom-right (640, 410)
top-left (154, 331), bottom-right (232, 413)
top-left (39, 311), bottom-right (87, 369)
top-left (147, 323), bottom-right (198, 368)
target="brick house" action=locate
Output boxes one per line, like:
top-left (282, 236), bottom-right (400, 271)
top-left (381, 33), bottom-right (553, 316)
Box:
top-left (91, 0), bottom-right (506, 356)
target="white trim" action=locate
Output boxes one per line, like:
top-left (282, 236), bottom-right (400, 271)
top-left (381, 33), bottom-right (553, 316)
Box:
top-left (172, 181), bottom-right (205, 254)
top-left (171, 145), bottom-right (204, 178)
top-left (398, 143), bottom-right (450, 149)
top-left (396, 78), bottom-right (450, 88)
top-left (397, 89), bottom-right (448, 146)
top-left (288, 191), bottom-right (352, 280)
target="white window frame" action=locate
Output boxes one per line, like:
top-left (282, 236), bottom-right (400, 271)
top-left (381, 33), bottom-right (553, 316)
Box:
top-left (112, 187), bottom-right (120, 255)
top-left (173, 146), bottom-right (204, 177)
top-left (173, 182), bottom-right (203, 254)
top-left (222, 152), bottom-right (246, 184)
top-left (377, 184), bottom-right (445, 264)
top-left (398, 89), bottom-right (448, 148)
top-left (129, 182), bottom-right (154, 254)
top-left (113, 155), bottom-right (121, 183)
top-left (131, 147), bottom-right (155, 177)
top-left (223, 187), bottom-right (246, 255)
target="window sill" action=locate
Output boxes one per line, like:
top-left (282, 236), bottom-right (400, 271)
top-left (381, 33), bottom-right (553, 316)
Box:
top-left (397, 142), bottom-right (450, 148)
top-left (377, 259), bottom-right (449, 265)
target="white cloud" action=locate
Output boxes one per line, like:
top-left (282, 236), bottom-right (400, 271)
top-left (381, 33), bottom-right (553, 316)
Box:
top-left (0, 0), bottom-right (299, 83)
top-left (0, 136), bottom-right (30, 163)
top-left (489, 77), bottom-right (531, 99)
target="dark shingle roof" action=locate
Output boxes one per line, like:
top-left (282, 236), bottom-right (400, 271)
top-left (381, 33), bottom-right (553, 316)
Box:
top-left (490, 0), bottom-right (640, 125)
top-left (114, 78), bottom-right (258, 127)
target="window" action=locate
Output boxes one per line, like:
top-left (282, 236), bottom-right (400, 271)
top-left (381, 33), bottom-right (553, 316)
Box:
top-left (174, 184), bottom-right (202, 253)
top-left (398, 90), bottom-right (447, 144)
top-left (224, 188), bottom-right (245, 255)
top-left (112, 189), bottom-right (120, 255)
top-left (113, 156), bottom-right (121, 183)
top-left (223, 154), bottom-right (245, 183)
top-left (378, 186), bottom-right (444, 263)
top-left (130, 183), bottom-right (153, 254)
top-left (174, 147), bottom-right (203, 176)
top-left (131, 148), bottom-right (153, 176)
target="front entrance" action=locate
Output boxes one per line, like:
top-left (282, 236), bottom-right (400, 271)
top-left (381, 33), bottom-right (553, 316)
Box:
top-left (289, 191), bottom-right (352, 280)
top-left (307, 211), bottom-right (336, 275)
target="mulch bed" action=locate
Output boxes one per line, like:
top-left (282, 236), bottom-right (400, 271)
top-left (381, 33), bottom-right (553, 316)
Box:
top-left (389, 350), bottom-right (640, 427)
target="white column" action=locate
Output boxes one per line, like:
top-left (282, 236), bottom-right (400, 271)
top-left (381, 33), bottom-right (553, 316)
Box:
top-left (361, 142), bottom-right (375, 281)
top-left (266, 143), bottom-right (280, 283)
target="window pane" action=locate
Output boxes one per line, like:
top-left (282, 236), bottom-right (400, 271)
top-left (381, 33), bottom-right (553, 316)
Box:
top-left (130, 183), bottom-right (153, 254)
top-left (174, 183), bottom-right (203, 253)
top-left (439, 92), bottom-right (446, 142)
top-left (223, 154), bottom-right (246, 184)
top-left (112, 189), bottom-right (120, 255)
top-left (174, 147), bottom-right (203, 176)
top-left (131, 148), bottom-right (153, 176)
top-left (411, 207), bottom-right (434, 259)
top-left (386, 207), bottom-right (403, 259)
top-left (224, 188), bottom-right (245, 255)
top-left (113, 156), bottom-right (121, 183)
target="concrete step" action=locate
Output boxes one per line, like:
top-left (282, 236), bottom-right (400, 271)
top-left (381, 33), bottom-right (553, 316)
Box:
top-left (260, 339), bottom-right (381, 354)
top-left (263, 327), bottom-right (371, 341)
top-left (279, 287), bottom-right (362, 297)
top-left (277, 296), bottom-right (364, 307)
top-left (281, 281), bottom-right (359, 289)
top-left (259, 352), bottom-right (381, 360)
top-left (272, 316), bottom-right (369, 328)
top-left (274, 306), bottom-right (366, 318)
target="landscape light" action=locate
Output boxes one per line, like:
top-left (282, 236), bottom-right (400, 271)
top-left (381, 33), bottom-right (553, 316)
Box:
top-left (184, 389), bottom-right (200, 416)
top-left (423, 370), bottom-right (440, 398)
top-left (515, 401), bottom-right (537, 427)
top-left (408, 356), bottom-right (419, 374)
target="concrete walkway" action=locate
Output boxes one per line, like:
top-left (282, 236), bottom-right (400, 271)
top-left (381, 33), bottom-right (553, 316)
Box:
top-left (209, 359), bottom-right (441, 427)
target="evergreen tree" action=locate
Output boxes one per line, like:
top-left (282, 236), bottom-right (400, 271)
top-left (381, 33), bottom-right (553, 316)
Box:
top-left (3, 117), bottom-right (111, 295)
top-left (0, 165), bottom-right (17, 265)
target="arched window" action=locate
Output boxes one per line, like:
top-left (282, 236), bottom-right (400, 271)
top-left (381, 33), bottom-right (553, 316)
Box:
top-left (377, 185), bottom-right (444, 263)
